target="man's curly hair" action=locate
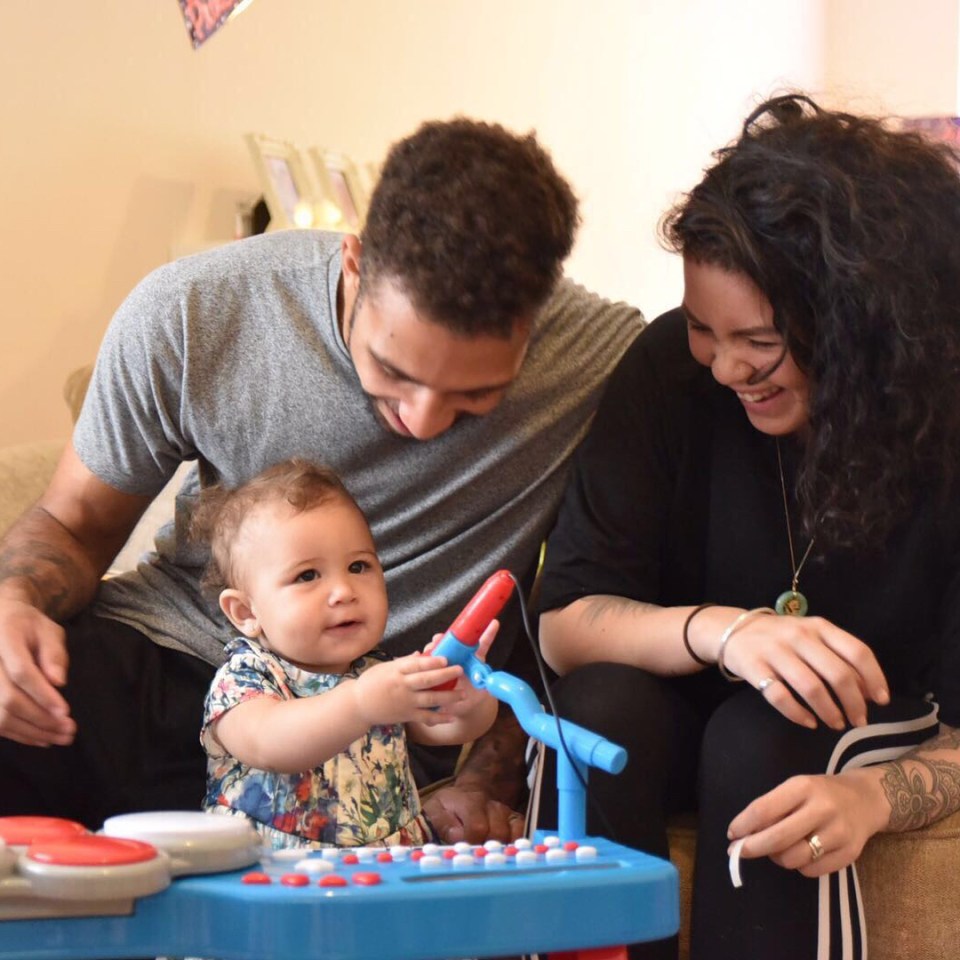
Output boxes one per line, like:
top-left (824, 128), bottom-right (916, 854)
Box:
top-left (661, 93), bottom-right (960, 550)
top-left (190, 459), bottom-right (365, 598)
top-left (361, 118), bottom-right (579, 337)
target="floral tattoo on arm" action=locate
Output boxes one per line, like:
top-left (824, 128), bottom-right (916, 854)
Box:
top-left (879, 726), bottom-right (960, 831)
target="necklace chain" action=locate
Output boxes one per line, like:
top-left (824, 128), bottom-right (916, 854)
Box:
top-left (775, 439), bottom-right (815, 594)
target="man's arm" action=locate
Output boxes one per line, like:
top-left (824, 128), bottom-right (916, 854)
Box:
top-left (420, 704), bottom-right (529, 843)
top-left (0, 443), bottom-right (152, 745)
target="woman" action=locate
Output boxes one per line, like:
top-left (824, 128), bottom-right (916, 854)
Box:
top-left (536, 94), bottom-right (960, 960)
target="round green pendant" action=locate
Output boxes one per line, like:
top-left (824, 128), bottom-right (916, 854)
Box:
top-left (775, 590), bottom-right (808, 616)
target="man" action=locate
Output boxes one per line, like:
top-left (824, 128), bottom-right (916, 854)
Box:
top-left (0, 118), bottom-right (642, 839)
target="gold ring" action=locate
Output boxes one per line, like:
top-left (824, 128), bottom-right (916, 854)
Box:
top-left (757, 676), bottom-right (776, 693)
top-left (807, 833), bottom-right (824, 862)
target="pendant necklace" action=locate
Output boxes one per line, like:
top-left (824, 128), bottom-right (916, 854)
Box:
top-left (774, 438), bottom-right (815, 616)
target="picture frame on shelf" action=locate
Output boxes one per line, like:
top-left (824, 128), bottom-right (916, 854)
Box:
top-left (245, 134), bottom-right (317, 231)
top-left (359, 160), bottom-right (382, 200)
top-left (308, 148), bottom-right (370, 232)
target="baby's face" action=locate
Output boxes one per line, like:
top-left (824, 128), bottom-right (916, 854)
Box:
top-left (230, 498), bottom-right (388, 673)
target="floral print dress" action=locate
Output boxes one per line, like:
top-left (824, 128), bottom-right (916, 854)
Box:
top-left (201, 638), bottom-right (434, 849)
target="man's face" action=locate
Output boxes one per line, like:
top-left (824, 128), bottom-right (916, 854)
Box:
top-left (342, 269), bottom-right (531, 442)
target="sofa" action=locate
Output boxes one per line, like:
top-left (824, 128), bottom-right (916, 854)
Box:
top-left (3, 366), bottom-right (959, 958)
top-left (0, 366), bottom-right (96, 537)
top-left (0, 365), bottom-right (185, 568)
top-left (668, 810), bottom-right (960, 959)
top-left (0, 439), bottom-right (63, 538)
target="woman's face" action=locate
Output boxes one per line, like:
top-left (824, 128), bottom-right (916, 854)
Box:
top-left (682, 258), bottom-right (809, 436)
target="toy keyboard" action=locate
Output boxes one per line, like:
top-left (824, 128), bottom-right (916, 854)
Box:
top-left (0, 572), bottom-right (681, 958)
top-left (0, 812), bottom-right (678, 960)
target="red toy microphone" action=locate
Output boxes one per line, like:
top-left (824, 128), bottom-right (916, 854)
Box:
top-left (430, 570), bottom-right (516, 689)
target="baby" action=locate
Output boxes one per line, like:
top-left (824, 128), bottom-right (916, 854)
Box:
top-left (192, 458), bottom-right (497, 849)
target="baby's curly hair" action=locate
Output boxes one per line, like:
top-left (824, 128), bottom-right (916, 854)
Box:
top-left (190, 459), bottom-right (365, 598)
top-left (361, 118), bottom-right (579, 337)
top-left (661, 93), bottom-right (960, 550)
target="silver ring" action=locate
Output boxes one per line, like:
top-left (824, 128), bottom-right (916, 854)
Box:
top-left (807, 834), bottom-right (824, 862)
top-left (757, 676), bottom-right (777, 693)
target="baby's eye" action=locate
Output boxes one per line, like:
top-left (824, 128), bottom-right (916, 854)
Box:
top-left (348, 560), bottom-right (370, 574)
top-left (295, 569), bottom-right (319, 583)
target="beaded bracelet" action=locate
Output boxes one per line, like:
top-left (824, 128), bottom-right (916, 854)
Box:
top-left (715, 607), bottom-right (776, 682)
top-left (682, 603), bottom-right (716, 666)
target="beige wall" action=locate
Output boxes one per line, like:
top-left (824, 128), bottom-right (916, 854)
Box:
top-left (824, 0), bottom-right (960, 115)
top-left (0, 0), bottom-right (947, 447)
top-left (0, 0), bottom-right (826, 446)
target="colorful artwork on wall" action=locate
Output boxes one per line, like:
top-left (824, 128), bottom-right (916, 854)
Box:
top-left (899, 116), bottom-right (960, 144)
top-left (178, 0), bottom-right (253, 48)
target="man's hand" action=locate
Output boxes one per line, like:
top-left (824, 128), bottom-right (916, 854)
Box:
top-left (422, 705), bottom-right (530, 843)
top-left (0, 599), bottom-right (75, 746)
top-left (0, 445), bottom-right (155, 747)
top-left (423, 781), bottom-right (525, 844)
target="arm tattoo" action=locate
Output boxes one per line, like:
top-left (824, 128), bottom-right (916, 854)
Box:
top-left (454, 706), bottom-right (528, 807)
top-left (0, 532), bottom-right (87, 621)
top-left (581, 594), bottom-right (660, 626)
top-left (879, 726), bottom-right (960, 832)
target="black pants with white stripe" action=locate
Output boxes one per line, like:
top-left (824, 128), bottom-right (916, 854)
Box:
top-left (537, 663), bottom-right (938, 960)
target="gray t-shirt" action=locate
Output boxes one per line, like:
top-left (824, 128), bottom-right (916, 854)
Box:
top-left (74, 230), bottom-right (643, 667)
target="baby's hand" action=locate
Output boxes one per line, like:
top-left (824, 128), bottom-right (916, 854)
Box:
top-left (423, 617), bottom-right (499, 662)
top-left (350, 654), bottom-right (464, 727)
top-left (422, 620), bottom-right (499, 717)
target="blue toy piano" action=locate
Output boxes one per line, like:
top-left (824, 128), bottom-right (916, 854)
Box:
top-left (0, 571), bottom-right (678, 959)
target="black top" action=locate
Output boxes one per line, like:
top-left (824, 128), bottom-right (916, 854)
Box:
top-left (540, 309), bottom-right (960, 726)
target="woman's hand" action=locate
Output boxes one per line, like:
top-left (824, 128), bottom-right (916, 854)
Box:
top-left (727, 767), bottom-right (888, 877)
top-left (712, 612), bottom-right (890, 730)
top-left (727, 723), bottom-right (960, 880)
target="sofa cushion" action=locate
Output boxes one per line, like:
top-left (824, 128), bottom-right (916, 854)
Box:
top-left (0, 440), bottom-right (63, 536)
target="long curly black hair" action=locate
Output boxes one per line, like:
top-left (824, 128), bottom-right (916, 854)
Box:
top-left (362, 118), bottom-right (579, 337)
top-left (661, 93), bottom-right (960, 550)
